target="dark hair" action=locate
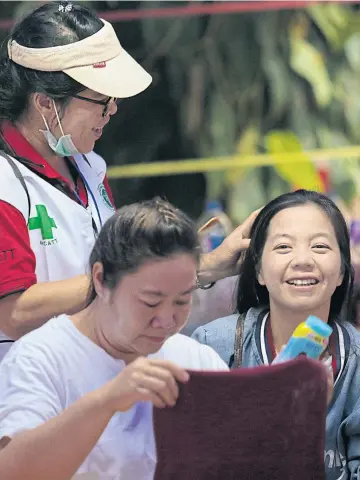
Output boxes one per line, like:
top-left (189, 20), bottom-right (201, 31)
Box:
top-left (87, 197), bottom-right (200, 303)
top-left (0, 1), bottom-right (103, 125)
top-left (236, 189), bottom-right (354, 322)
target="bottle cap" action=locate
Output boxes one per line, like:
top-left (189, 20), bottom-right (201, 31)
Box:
top-left (306, 315), bottom-right (333, 338)
top-left (206, 200), bottom-right (222, 211)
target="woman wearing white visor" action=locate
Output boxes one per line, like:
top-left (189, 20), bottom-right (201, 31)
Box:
top-left (0, 1), bottom-right (248, 361)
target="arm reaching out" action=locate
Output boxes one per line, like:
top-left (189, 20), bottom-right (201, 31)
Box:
top-left (0, 357), bottom-right (189, 480)
top-left (0, 275), bottom-right (90, 339)
top-left (188, 209), bottom-right (261, 330)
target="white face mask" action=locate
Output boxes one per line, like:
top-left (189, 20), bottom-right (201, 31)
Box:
top-left (40, 100), bottom-right (80, 157)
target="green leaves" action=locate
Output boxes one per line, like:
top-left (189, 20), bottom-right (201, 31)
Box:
top-left (289, 15), bottom-right (332, 107)
top-left (127, 3), bottom-right (360, 216)
top-left (308, 4), bottom-right (350, 52)
top-left (308, 4), bottom-right (360, 52)
top-left (265, 131), bottom-right (323, 191)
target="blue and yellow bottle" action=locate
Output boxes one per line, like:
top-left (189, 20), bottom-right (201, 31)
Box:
top-left (272, 315), bottom-right (333, 365)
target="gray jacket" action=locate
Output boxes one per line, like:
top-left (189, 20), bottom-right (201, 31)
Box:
top-left (192, 307), bottom-right (360, 480)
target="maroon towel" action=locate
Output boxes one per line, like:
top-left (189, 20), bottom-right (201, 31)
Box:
top-left (153, 356), bottom-right (327, 480)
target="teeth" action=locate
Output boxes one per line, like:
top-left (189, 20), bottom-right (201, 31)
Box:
top-left (288, 279), bottom-right (317, 286)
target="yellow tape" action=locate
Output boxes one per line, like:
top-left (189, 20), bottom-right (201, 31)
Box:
top-left (106, 145), bottom-right (360, 179)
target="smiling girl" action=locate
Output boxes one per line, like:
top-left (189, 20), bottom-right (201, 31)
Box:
top-left (193, 189), bottom-right (360, 480)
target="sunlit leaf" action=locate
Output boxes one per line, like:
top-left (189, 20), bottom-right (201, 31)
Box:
top-left (265, 131), bottom-right (324, 191)
top-left (333, 68), bottom-right (360, 143)
top-left (308, 4), bottom-right (360, 52)
top-left (288, 79), bottom-right (318, 149)
top-left (307, 4), bottom-right (348, 51)
top-left (289, 20), bottom-right (332, 107)
top-left (345, 34), bottom-right (360, 74)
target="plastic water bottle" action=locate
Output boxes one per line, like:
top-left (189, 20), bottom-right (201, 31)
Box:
top-left (272, 315), bottom-right (333, 365)
top-left (197, 200), bottom-right (232, 253)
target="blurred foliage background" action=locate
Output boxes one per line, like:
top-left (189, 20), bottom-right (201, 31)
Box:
top-left (2, 0), bottom-right (360, 222)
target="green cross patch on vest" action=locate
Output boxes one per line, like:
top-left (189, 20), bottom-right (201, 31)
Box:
top-left (29, 204), bottom-right (57, 241)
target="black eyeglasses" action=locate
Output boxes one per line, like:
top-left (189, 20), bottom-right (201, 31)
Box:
top-left (71, 94), bottom-right (120, 117)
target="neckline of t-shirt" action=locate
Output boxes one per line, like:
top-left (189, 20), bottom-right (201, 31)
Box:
top-left (58, 314), bottom-right (126, 369)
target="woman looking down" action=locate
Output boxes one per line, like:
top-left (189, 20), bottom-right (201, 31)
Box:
top-left (0, 198), bottom-right (228, 480)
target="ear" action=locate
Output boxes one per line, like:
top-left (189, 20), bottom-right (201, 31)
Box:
top-left (337, 271), bottom-right (344, 287)
top-left (92, 262), bottom-right (111, 304)
top-left (32, 92), bottom-right (54, 118)
top-left (257, 266), bottom-right (265, 286)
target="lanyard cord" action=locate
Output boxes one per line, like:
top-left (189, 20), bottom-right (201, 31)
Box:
top-left (65, 156), bottom-right (103, 237)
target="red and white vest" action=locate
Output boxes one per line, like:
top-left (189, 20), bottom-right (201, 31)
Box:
top-left (0, 151), bottom-right (115, 355)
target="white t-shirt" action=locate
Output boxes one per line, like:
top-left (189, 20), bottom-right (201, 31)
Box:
top-left (0, 315), bottom-right (228, 479)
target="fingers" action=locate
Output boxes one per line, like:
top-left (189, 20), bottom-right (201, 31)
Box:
top-left (150, 359), bottom-right (190, 383)
top-left (131, 359), bottom-right (189, 408)
top-left (226, 208), bottom-right (262, 245)
top-left (134, 372), bottom-right (178, 407)
top-left (135, 387), bottom-right (167, 409)
top-left (240, 207), bottom-right (263, 238)
top-left (198, 217), bottom-right (219, 234)
top-left (140, 363), bottom-right (180, 404)
top-left (235, 240), bottom-right (250, 270)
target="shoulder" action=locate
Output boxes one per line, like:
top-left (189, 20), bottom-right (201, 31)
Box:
top-left (328, 322), bottom-right (360, 418)
top-left (342, 323), bottom-right (360, 377)
top-left (0, 198), bottom-right (27, 224)
top-left (191, 315), bottom-right (238, 366)
top-left (2, 315), bottom-right (72, 365)
top-left (192, 314), bottom-right (239, 342)
top-left (0, 154), bottom-right (30, 219)
top-left (87, 150), bottom-right (107, 168)
top-left (332, 321), bottom-right (360, 391)
top-left (0, 317), bottom-right (70, 438)
top-left (191, 308), bottom-right (267, 366)
top-left (156, 333), bottom-right (229, 371)
top-left (0, 318), bottom-right (70, 401)
top-left (337, 321), bottom-right (360, 359)
top-left (342, 321), bottom-right (360, 342)
top-left (192, 307), bottom-right (264, 343)
top-left (77, 151), bottom-right (107, 180)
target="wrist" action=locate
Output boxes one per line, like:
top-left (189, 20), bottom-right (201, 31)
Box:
top-left (197, 251), bottom-right (224, 285)
top-left (99, 377), bottom-right (134, 415)
top-left (66, 275), bottom-right (91, 315)
top-left (86, 386), bottom-right (118, 421)
top-left (196, 276), bottom-right (215, 290)
top-left (96, 381), bottom-right (121, 416)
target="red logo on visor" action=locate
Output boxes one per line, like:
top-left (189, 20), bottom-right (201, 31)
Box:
top-left (93, 62), bottom-right (106, 68)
